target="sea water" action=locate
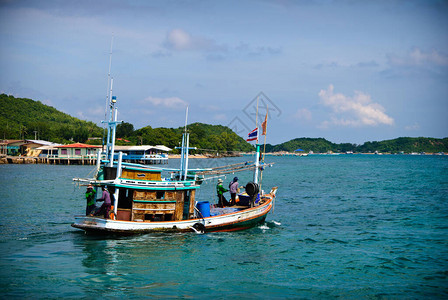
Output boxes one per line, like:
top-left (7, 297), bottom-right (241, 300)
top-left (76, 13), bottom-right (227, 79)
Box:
top-left (0, 155), bottom-right (447, 299)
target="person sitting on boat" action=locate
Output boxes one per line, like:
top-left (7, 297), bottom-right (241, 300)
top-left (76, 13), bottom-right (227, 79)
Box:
top-left (93, 186), bottom-right (111, 218)
top-left (216, 178), bottom-right (230, 207)
top-left (85, 184), bottom-right (96, 215)
top-left (229, 177), bottom-right (240, 206)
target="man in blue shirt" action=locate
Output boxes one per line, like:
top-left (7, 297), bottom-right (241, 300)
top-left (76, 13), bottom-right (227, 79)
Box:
top-left (94, 186), bottom-right (111, 218)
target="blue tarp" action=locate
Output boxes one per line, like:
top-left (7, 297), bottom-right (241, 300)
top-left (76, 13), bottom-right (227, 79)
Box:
top-left (295, 149), bottom-right (304, 151)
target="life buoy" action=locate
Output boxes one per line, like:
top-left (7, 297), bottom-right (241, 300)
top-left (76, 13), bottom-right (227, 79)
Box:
top-left (245, 182), bottom-right (259, 196)
top-left (192, 222), bottom-right (206, 233)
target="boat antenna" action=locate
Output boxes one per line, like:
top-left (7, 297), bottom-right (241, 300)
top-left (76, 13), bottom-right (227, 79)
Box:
top-left (184, 105), bottom-right (189, 132)
top-left (176, 105), bottom-right (196, 181)
top-left (102, 35), bottom-right (114, 152)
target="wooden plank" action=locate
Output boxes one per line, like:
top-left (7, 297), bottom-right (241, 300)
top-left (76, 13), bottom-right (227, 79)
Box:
top-left (133, 202), bottom-right (176, 210)
top-left (165, 191), bottom-right (176, 200)
top-left (133, 212), bottom-right (144, 220)
top-left (174, 191), bottom-right (184, 221)
top-left (117, 209), bottom-right (131, 221)
top-left (133, 190), bottom-right (157, 200)
top-left (133, 200), bottom-right (176, 203)
top-left (189, 190), bottom-right (196, 219)
top-left (133, 208), bottom-right (175, 211)
top-left (122, 169), bottom-right (161, 181)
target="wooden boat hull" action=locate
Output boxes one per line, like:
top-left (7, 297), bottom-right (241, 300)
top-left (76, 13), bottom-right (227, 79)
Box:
top-left (72, 197), bottom-right (273, 234)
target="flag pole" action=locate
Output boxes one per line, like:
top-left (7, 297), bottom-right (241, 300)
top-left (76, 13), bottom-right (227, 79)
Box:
top-left (260, 105), bottom-right (268, 190)
top-left (254, 96), bottom-right (260, 184)
top-left (262, 104), bottom-right (268, 162)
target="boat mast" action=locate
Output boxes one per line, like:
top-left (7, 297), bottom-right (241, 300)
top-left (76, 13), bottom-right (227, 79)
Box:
top-left (177, 106), bottom-right (196, 181)
top-left (254, 96), bottom-right (260, 184)
top-left (106, 93), bottom-right (119, 167)
top-left (101, 37), bottom-right (121, 167)
top-left (102, 36), bottom-right (114, 154)
top-left (182, 106), bottom-right (189, 180)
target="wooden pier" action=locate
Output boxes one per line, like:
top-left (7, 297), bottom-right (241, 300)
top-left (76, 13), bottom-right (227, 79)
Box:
top-left (0, 155), bottom-right (168, 165)
top-left (0, 155), bottom-right (98, 165)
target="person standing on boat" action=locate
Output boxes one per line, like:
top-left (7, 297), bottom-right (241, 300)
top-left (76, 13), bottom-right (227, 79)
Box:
top-left (94, 186), bottom-right (111, 218)
top-left (85, 184), bottom-right (96, 215)
top-left (229, 177), bottom-right (240, 206)
top-left (216, 179), bottom-right (229, 207)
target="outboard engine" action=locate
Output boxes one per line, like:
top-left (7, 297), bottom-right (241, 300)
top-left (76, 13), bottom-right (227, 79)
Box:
top-left (245, 182), bottom-right (259, 207)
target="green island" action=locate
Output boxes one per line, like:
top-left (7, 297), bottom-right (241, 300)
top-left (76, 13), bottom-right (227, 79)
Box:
top-left (1, 94), bottom-right (447, 155)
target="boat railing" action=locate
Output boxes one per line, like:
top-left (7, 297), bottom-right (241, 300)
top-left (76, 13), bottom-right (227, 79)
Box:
top-left (119, 177), bottom-right (197, 188)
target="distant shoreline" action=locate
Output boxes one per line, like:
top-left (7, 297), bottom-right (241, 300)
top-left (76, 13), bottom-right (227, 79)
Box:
top-left (0, 153), bottom-right (240, 165)
top-left (1, 152), bottom-right (446, 165)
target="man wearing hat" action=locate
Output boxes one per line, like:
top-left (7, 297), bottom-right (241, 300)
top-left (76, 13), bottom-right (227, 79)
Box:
top-left (94, 186), bottom-right (112, 218)
top-left (216, 178), bottom-right (229, 207)
top-left (229, 177), bottom-right (240, 206)
top-left (85, 184), bottom-right (96, 215)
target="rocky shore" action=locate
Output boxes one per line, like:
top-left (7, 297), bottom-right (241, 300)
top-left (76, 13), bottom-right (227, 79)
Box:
top-left (0, 156), bottom-right (46, 164)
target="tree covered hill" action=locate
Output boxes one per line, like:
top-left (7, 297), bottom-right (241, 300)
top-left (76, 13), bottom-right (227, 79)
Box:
top-left (2, 94), bottom-right (446, 154)
top-left (266, 137), bottom-right (448, 154)
top-left (356, 137), bottom-right (448, 154)
top-left (0, 93), bottom-right (102, 143)
top-left (0, 94), bottom-right (253, 152)
top-left (128, 122), bottom-right (254, 152)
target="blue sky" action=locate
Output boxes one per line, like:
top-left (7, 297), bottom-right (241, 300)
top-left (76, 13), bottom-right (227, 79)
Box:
top-left (1, 0), bottom-right (447, 145)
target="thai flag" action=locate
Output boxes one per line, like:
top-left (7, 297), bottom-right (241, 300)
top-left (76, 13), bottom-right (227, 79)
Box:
top-left (246, 128), bottom-right (258, 141)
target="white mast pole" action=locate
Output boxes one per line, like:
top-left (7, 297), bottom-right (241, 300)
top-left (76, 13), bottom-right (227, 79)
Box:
top-left (260, 105), bottom-right (268, 191)
top-left (107, 77), bottom-right (114, 166)
top-left (183, 106), bottom-right (189, 180)
top-left (254, 96), bottom-right (260, 184)
top-left (103, 36), bottom-right (113, 154)
top-left (179, 133), bottom-right (185, 178)
top-left (184, 105), bottom-right (189, 130)
top-left (105, 36), bottom-right (113, 120)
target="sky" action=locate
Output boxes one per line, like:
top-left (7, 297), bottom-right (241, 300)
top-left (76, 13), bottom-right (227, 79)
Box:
top-left (0, 0), bottom-right (447, 145)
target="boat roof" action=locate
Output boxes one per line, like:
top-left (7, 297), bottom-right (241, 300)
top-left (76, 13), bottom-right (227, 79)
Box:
top-left (114, 145), bottom-right (172, 152)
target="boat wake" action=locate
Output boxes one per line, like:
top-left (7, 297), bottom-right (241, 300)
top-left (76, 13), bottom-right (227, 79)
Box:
top-left (258, 224), bottom-right (270, 230)
top-left (258, 220), bottom-right (281, 231)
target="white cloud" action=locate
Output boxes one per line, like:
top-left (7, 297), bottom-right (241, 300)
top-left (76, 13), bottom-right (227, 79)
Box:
top-left (76, 105), bottom-right (104, 122)
top-left (166, 29), bottom-right (192, 51)
top-left (294, 108), bottom-right (312, 121)
top-left (164, 28), bottom-right (225, 52)
top-left (213, 114), bottom-right (227, 121)
top-left (143, 96), bottom-right (187, 109)
top-left (388, 48), bottom-right (448, 67)
top-left (199, 104), bottom-right (221, 112)
top-left (163, 29), bottom-right (280, 60)
top-left (318, 85), bottom-right (394, 127)
top-left (405, 123), bottom-right (420, 131)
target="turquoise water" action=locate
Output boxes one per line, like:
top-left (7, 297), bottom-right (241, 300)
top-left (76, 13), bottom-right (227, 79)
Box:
top-left (0, 155), bottom-right (447, 298)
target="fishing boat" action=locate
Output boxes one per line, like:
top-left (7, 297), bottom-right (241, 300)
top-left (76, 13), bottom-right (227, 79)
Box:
top-left (71, 91), bottom-right (277, 234)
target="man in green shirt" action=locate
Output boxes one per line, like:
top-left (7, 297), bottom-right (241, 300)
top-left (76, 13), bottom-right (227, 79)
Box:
top-left (216, 178), bottom-right (229, 207)
top-left (85, 185), bottom-right (96, 215)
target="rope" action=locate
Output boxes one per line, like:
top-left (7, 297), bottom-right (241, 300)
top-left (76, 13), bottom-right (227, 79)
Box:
top-left (197, 162), bottom-right (274, 176)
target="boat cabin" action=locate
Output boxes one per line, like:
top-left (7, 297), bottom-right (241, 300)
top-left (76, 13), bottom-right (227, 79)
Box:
top-left (101, 166), bottom-right (196, 223)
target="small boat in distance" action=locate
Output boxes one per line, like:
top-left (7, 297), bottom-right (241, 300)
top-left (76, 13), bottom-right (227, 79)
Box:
top-left (71, 93), bottom-right (277, 234)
